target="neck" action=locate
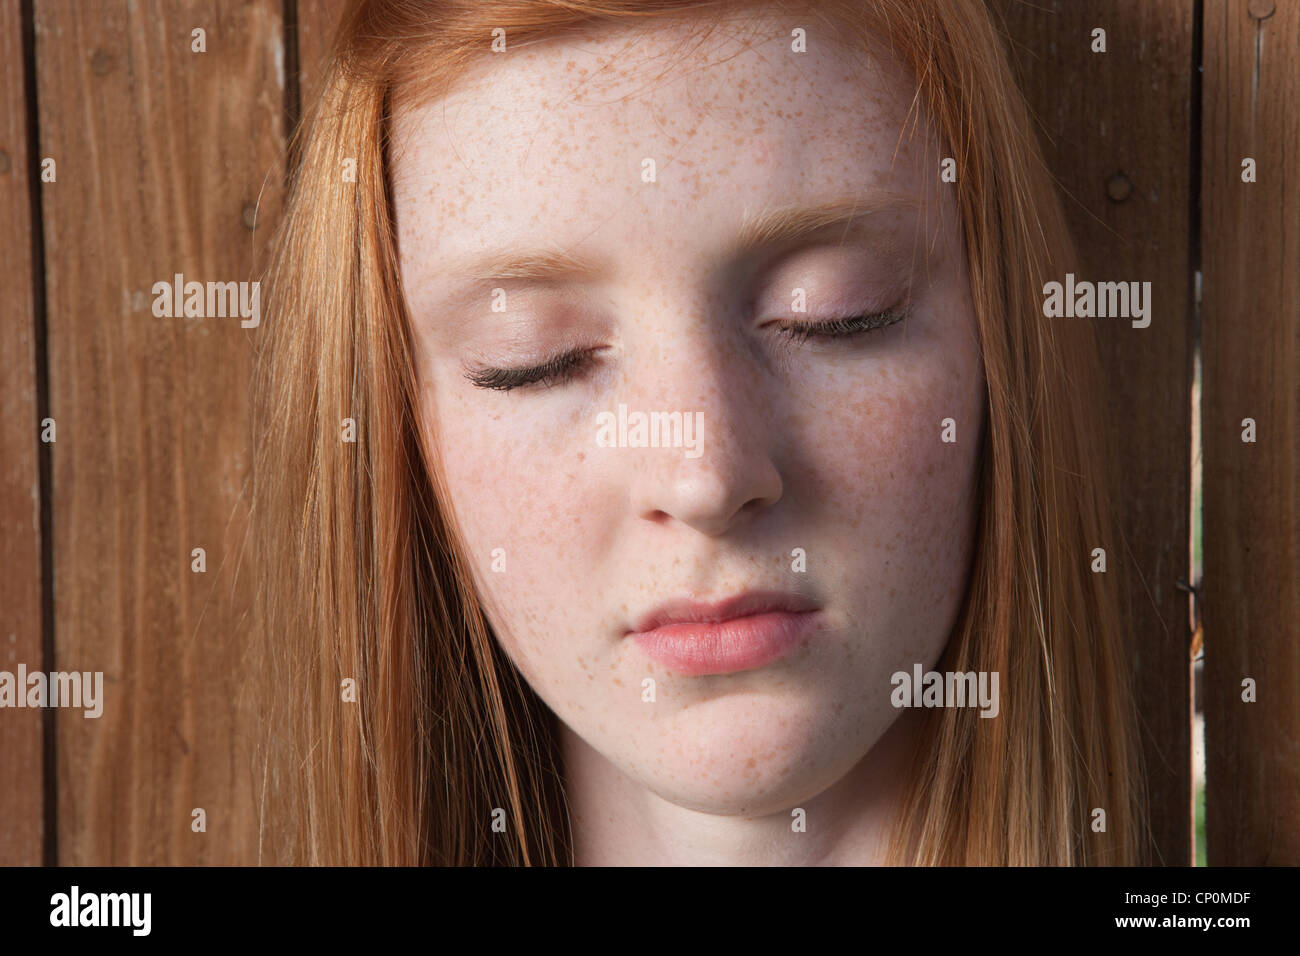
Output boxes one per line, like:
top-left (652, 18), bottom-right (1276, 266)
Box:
top-left (559, 709), bottom-right (922, 866)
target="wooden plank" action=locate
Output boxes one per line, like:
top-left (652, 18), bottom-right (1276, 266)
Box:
top-left (991, 0), bottom-right (1197, 864)
top-left (296, 0), bottom-right (350, 119)
top-left (1202, 0), bottom-right (1300, 866)
top-left (0, 0), bottom-right (47, 867)
top-left (35, 0), bottom-right (284, 864)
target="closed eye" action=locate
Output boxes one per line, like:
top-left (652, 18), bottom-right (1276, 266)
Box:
top-left (464, 308), bottom-right (908, 392)
top-left (767, 307), bottom-right (908, 343)
top-left (463, 347), bottom-right (598, 391)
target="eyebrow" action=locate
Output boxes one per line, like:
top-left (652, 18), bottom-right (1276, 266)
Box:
top-left (452, 192), bottom-right (924, 287)
top-left (734, 192), bottom-right (922, 253)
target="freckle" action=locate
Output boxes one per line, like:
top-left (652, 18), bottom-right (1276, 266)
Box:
top-left (612, 677), bottom-right (624, 687)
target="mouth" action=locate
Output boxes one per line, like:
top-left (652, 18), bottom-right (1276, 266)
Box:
top-left (626, 591), bottom-right (822, 677)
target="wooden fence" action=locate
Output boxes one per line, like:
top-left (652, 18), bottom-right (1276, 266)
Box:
top-left (1, 0), bottom-right (1296, 866)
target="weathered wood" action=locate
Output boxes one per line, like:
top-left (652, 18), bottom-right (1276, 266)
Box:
top-left (1202, 0), bottom-right (1300, 866)
top-left (991, 0), bottom-right (1197, 865)
top-left (0, 0), bottom-right (47, 867)
top-left (297, 0), bottom-right (350, 119)
top-left (35, 0), bottom-right (284, 864)
top-left (20, 0), bottom-right (1291, 869)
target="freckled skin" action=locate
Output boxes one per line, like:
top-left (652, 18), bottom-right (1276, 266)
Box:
top-left (392, 14), bottom-right (985, 864)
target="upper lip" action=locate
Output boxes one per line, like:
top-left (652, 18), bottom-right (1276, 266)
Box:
top-left (628, 590), bottom-right (821, 634)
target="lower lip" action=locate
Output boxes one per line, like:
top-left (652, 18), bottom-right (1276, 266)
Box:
top-left (630, 611), bottom-right (819, 676)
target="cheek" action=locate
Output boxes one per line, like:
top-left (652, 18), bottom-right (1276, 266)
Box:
top-left (794, 309), bottom-right (985, 640)
top-left (807, 332), bottom-right (982, 521)
top-left (419, 380), bottom-right (608, 683)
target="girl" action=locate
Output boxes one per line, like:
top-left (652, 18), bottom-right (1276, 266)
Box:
top-left (251, 0), bottom-right (1146, 865)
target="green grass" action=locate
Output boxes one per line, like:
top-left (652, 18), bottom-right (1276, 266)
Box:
top-left (1195, 781), bottom-right (1207, 865)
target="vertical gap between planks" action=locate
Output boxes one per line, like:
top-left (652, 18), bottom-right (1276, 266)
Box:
top-left (1190, 0), bottom-right (1203, 311)
top-left (19, 0), bottom-right (56, 868)
top-left (1186, 0), bottom-right (1206, 865)
top-left (283, 0), bottom-right (301, 182)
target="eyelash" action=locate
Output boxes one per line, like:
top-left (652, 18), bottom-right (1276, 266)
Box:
top-left (464, 347), bottom-right (595, 391)
top-left (768, 307), bottom-right (908, 344)
top-left (463, 308), bottom-right (908, 392)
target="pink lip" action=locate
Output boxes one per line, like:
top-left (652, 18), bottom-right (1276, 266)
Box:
top-left (628, 592), bottom-right (821, 676)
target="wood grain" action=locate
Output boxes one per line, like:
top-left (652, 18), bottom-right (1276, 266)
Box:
top-left (34, 0), bottom-right (284, 864)
top-left (0, 0), bottom-right (46, 867)
top-left (1202, 0), bottom-right (1300, 866)
top-left (296, 0), bottom-right (350, 120)
top-left (992, 0), bottom-right (1197, 864)
top-left (17, 0), bottom-right (1293, 868)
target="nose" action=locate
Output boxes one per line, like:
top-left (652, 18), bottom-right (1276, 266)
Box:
top-left (617, 330), bottom-right (784, 538)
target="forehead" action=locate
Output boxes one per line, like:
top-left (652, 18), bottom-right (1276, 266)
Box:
top-left (390, 13), bottom-right (941, 283)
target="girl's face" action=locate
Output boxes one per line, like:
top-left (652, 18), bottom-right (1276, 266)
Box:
top-left (393, 16), bottom-right (985, 817)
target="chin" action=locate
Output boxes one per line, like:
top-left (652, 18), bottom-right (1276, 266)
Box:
top-left (624, 696), bottom-right (885, 816)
